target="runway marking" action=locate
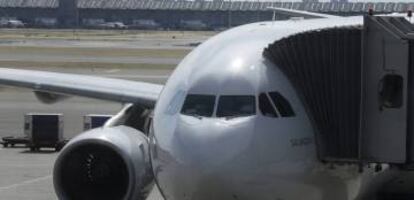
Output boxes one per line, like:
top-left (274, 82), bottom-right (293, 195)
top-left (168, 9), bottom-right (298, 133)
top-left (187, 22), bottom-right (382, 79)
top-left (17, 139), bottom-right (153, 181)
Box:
top-left (0, 175), bottom-right (52, 192)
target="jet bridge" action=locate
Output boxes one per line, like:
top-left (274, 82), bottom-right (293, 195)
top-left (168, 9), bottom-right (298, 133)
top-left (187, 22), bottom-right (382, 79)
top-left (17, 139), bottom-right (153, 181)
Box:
top-left (264, 15), bottom-right (414, 164)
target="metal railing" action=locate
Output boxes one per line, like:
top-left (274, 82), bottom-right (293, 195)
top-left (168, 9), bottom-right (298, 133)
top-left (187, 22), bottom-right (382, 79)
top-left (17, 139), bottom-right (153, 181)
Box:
top-left (1, 0), bottom-right (414, 13)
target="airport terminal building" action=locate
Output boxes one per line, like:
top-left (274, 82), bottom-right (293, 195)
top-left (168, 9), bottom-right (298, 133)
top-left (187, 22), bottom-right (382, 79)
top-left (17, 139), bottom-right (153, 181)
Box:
top-left (0, 0), bottom-right (413, 29)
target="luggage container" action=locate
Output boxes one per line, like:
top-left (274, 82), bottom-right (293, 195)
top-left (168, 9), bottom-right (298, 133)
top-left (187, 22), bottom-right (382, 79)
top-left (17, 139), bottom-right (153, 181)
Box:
top-left (24, 113), bottom-right (63, 151)
top-left (1, 136), bottom-right (29, 147)
top-left (83, 114), bottom-right (112, 131)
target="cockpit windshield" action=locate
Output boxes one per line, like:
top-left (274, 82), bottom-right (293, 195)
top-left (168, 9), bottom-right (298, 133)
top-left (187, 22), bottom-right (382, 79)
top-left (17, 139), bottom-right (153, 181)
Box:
top-left (181, 94), bottom-right (216, 117)
top-left (180, 92), bottom-right (293, 119)
top-left (268, 91), bottom-right (295, 117)
top-left (216, 95), bottom-right (256, 118)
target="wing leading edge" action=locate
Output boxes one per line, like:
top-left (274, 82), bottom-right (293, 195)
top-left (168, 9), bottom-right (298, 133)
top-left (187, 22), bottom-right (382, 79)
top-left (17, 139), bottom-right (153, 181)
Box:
top-left (0, 68), bottom-right (163, 108)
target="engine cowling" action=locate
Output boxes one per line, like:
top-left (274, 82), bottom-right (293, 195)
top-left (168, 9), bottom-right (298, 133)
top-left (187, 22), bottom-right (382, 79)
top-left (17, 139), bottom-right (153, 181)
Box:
top-left (34, 91), bottom-right (70, 104)
top-left (53, 126), bottom-right (154, 200)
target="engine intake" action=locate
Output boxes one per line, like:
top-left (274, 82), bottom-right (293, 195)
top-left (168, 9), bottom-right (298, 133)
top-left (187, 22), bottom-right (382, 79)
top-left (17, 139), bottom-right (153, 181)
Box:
top-left (54, 126), bottom-right (154, 200)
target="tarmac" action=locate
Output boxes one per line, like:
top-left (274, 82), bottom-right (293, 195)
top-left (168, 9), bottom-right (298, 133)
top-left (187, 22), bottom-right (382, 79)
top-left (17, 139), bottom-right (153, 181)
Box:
top-left (0, 29), bottom-right (210, 200)
top-left (0, 71), bottom-right (169, 200)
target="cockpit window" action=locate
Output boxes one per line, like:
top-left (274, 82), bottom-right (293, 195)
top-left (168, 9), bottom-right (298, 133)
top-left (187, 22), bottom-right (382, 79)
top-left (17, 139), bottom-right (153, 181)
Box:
top-left (216, 95), bottom-right (256, 118)
top-left (181, 94), bottom-right (216, 117)
top-left (268, 91), bottom-right (295, 117)
top-left (259, 93), bottom-right (278, 118)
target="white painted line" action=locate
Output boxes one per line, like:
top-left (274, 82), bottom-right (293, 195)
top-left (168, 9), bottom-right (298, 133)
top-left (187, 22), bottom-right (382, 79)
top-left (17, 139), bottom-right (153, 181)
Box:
top-left (0, 175), bottom-right (52, 192)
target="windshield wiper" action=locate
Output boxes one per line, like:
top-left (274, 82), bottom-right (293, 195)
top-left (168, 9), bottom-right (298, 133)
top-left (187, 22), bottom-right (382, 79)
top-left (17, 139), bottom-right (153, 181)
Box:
top-left (189, 114), bottom-right (203, 119)
top-left (224, 114), bottom-right (253, 120)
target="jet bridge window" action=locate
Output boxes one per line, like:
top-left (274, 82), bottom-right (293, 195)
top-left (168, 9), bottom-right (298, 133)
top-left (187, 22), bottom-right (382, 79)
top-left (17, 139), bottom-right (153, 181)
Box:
top-left (259, 93), bottom-right (278, 118)
top-left (379, 74), bottom-right (403, 109)
top-left (268, 92), bottom-right (295, 117)
top-left (216, 95), bottom-right (256, 118)
top-left (181, 94), bottom-right (216, 117)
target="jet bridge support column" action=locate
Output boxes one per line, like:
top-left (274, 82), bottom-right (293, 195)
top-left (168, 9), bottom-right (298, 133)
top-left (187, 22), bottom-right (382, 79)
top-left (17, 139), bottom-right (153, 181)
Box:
top-left (360, 16), bottom-right (414, 164)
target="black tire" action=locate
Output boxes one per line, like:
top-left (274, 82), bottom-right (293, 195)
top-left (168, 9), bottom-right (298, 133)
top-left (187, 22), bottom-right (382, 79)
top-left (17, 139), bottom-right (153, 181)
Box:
top-left (3, 143), bottom-right (8, 148)
top-left (11, 144), bottom-right (15, 147)
top-left (30, 147), bottom-right (35, 151)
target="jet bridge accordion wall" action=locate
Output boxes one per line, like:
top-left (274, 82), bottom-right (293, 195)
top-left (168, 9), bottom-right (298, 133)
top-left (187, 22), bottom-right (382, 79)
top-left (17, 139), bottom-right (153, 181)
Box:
top-left (263, 27), bottom-right (362, 161)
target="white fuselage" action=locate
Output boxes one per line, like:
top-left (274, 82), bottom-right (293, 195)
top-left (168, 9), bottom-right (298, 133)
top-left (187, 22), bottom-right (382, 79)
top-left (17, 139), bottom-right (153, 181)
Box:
top-left (150, 17), bottom-right (399, 200)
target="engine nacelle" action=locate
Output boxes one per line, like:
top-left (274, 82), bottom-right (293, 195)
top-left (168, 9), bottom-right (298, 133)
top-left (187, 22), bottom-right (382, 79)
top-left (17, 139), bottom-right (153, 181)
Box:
top-left (34, 91), bottom-right (69, 104)
top-left (53, 126), bottom-right (154, 200)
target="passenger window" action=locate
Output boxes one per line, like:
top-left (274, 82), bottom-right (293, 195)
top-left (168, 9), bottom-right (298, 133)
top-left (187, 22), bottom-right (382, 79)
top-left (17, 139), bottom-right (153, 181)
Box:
top-left (181, 94), bottom-right (216, 117)
top-left (269, 92), bottom-right (295, 117)
top-left (216, 95), bottom-right (256, 118)
top-left (259, 93), bottom-right (278, 118)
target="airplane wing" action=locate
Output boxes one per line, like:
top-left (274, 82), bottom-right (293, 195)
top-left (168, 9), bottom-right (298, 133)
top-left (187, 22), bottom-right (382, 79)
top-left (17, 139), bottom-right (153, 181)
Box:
top-left (0, 68), bottom-right (163, 108)
top-left (267, 7), bottom-right (342, 19)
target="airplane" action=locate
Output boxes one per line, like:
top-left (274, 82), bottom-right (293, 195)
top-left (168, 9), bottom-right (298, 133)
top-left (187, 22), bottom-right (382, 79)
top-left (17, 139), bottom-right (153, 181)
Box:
top-left (179, 20), bottom-right (209, 31)
top-left (129, 19), bottom-right (162, 30)
top-left (97, 21), bottom-right (127, 29)
top-left (0, 19), bottom-right (24, 28)
top-left (0, 8), bottom-right (413, 200)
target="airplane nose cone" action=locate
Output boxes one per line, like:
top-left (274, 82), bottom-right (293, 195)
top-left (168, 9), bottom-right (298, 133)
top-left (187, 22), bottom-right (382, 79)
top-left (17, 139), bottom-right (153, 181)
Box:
top-left (175, 115), bottom-right (255, 168)
top-left (152, 115), bottom-right (258, 200)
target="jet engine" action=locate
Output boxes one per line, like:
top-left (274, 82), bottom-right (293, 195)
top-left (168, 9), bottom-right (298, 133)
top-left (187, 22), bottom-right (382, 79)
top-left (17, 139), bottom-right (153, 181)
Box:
top-left (53, 126), bottom-right (154, 200)
top-left (34, 91), bottom-right (69, 104)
